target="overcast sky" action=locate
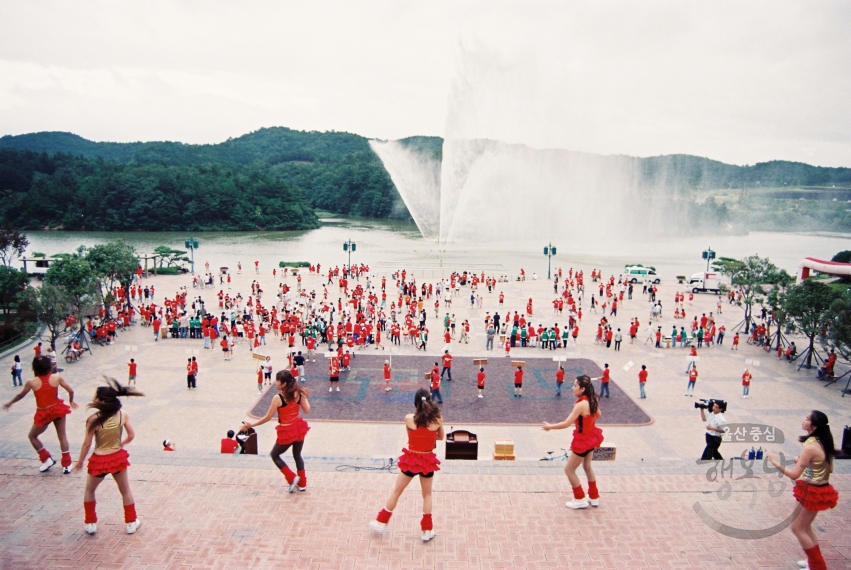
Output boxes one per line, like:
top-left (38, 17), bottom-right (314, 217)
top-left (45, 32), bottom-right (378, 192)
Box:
top-left (0, 1), bottom-right (848, 167)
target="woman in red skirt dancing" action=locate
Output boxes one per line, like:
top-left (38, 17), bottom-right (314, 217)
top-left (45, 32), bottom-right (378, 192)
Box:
top-left (768, 410), bottom-right (839, 570)
top-left (73, 378), bottom-right (144, 535)
top-left (241, 369), bottom-right (310, 492)
top-left (3, 355), bottom-right (77, 473)
top-left (542, 374), bottom-right (604, 509)
top-left (370, 388), bottom-right (444, 542)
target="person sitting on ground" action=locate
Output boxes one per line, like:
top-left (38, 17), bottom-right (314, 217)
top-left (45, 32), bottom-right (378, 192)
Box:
top-left (221, 430), bottom-right (240, 454)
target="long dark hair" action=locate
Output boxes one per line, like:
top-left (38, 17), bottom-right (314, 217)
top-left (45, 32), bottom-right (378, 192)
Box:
top-left (277, 369), bottom-right (309, 403)
top-left (32, 355), bottom-right (52, 376)
top-left (800, 410), bottom-right (836, 459)
top-left (87, 377), bottom-right (144, 433)
top-left (413, 387), bottom-right (441, 428)
top-left (576, 374), bottom-right (599, 415)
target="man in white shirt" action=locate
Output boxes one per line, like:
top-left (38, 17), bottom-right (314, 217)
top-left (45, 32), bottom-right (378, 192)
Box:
top-left (700, 401), bottom-right (727, 460)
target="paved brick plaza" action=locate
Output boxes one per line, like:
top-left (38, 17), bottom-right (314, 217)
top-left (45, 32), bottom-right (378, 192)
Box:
top-left (0, 267), bottom-right (848, 569)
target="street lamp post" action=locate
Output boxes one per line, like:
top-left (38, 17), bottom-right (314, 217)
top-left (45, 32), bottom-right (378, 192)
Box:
top-left (343, 239), bottom-right (357, 271)
top-left (702, 246), bottom-right (715, 274)
top-left (184, 236), bottom-right (199, 274)
top-left (543, 243), bottom-right (557, 280)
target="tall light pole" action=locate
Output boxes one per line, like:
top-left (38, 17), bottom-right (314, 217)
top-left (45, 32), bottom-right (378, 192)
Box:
top-left (543, 243), bottom-right (557, 280)
top-left (184, 236), bottom-right (199, 273)
top-left (343, 239), bottom-right (356, 271)
top-left (702, 246), bottom-right (715, 274)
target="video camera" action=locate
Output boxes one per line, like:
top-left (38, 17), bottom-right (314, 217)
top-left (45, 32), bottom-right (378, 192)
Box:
top-left (695, 398), bottom-right (727, 413)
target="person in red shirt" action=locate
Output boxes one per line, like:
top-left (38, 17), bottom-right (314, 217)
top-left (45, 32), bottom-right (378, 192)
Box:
top-left (638, 365), bottom-right (648, 399)
top-left (329, 357), bottom-right (340, 392)
top-left (221, 430), bottom-right (240, 454)
top-left (686, 346), bottom-right (698, 373)
top-left (441, 350), bottom-right (453, 381)
top-left (556, 365), bottom-right (565, 396)
top-left (430, 363), bottom-right (443, 404)
top-left (383, 360), bottom-right (392, 392)
top-left (599, 364), bottom-right (610, 398)
top-left (3, 355), bottom-right (78, 473)
top-left (34, 342), bottom-right (43, 358)
top-left (686, 366), bottom-right (698, 396)
top-left (220, 336), bottom-right (231, 361)
top-left (477, 367), bottom-right (486, 398)
top-left (513, 366), bottom-right (524, 398)
top-left (742, 368), bottom-right (752, 398)
top-left (186, 358), bottom-right (195, 389)
top-left (127, 359), bottom-right (137, 387)
top-left (152, 317), bottom-right (161, 342)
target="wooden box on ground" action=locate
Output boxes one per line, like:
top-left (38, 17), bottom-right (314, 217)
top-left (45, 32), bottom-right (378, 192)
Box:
top-left (494, 439), bottom-right (515, 461)
top-left (445, 430), bottom-right (478, 460)
top-left (592, 445), bottom-right (616, 461)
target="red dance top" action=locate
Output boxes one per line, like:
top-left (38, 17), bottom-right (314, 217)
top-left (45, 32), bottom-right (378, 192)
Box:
top-left (407, 425), bottom-right (438, 452)
top-left (574, 395), bottom-right (597, 434)
top-left (34, 375), bottom-right (60, 409)
top-left (277, 395), bottom-right (301, 425)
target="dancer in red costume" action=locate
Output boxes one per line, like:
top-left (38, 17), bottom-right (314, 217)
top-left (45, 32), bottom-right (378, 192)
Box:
top-left (241, 370), bottom-right (310, 492)
top-left (370, 388), bottom-right (444, 542)
top-left (73, 378), bottom-right (144, 535)
top-left (542, 375), bottom-right (604, 509)
top-left (3, 355), bottom-right (77, 473)
top-left (768, 411), bottom-right (839, 570)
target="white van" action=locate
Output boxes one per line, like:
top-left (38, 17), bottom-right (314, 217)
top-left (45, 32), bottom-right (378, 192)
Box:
top-left (624, 266), bottom-right (660, 284)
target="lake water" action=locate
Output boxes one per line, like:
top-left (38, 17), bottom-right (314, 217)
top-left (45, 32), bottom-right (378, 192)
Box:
top-left (22, 219), bottom-right (850, 281)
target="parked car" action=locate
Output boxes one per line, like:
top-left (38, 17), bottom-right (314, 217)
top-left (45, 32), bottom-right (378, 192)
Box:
top-left (624, 266), bottom-right (660, 284)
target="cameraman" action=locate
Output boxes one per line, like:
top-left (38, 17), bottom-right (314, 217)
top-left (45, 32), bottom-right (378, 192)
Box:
top-left (699, 401), bottom-right (727, 460)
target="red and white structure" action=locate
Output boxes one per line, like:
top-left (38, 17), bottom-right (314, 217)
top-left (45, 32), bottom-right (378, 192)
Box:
top-left (798, 257), bottom-right (851, 283)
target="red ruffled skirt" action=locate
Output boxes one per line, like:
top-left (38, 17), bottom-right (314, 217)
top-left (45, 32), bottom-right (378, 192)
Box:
top-left (397, 448), bottom-right (441, 475)
top-left (571, 427), bottom-right (604, 454)
top-left (33, 400), bottom-right (72, 427)
top-left (276, 418), bottom-right (310, 445)
top-left (793, 480), bottom-right (839, 511)
top-left (87, 449), bottom-right (130, 477)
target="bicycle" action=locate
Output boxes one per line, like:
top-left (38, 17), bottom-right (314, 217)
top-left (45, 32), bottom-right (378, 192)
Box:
top-left (539, 448), bottom-right (571, 462)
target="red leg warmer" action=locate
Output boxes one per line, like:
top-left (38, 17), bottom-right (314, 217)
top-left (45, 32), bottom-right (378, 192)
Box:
top-left (123, 503), bottom-right (137, 524)
top-left (421, 513), bottom-right (433, 531)
top-left (588, 480), bottom-right (599, 500)
top-left (804, 545), bottom-right (827, 570)
top-left (37, 448), bottom-right (51, 462)
top-left (61, 451), bottom-right (72, 468)
top-left (280, 465), bottom-right (296, 484)
top-left (376, 509), bottom-right (393, 524)
top-left (572, 485), bottom-right (586, 500)
top-left (297, 469), bottom-right (307, 489)
top-left (84, 501), bottom-right (97, 524)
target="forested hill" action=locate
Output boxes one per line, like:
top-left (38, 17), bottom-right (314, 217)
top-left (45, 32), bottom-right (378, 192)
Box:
top-left (0, 128), bottom-right (402, 228)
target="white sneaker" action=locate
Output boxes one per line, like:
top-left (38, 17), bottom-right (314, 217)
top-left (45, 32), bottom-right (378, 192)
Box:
top-left (336, 387), bottom-right (340, 392)
top-left (589, 499), bottom-right (599, 507)
top-left (288, 475), bottom-right (300, 494)
top-left (63, 466), bottom-right (71, 474)
top-left (797, 562), bottom-right (808, 569)
top-left (368, 520), bottom-right (387, 534)
top-left (84, 523), bottom-right (97, 535)
top-left (126, 519), bottom-right (141, 534)
top-left (565, 498), bottom-right (590, 509)
top-left (329, 387), bottom-right (333, 392)
top-left (39, 457), bottom-right (56, 472)
top-left (478, 394), bottom-right (483, 398)
top-left (421, 530), bottom-right (436, 542)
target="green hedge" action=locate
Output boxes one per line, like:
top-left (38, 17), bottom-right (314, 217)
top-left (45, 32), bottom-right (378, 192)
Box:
top-left (279, 261), bottom-right (310, 268)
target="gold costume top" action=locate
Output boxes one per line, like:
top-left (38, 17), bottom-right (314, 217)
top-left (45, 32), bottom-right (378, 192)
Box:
top-left (94, 413), bottom-right (122, 453)
top-left (801, 436), bottom-right (832, 485)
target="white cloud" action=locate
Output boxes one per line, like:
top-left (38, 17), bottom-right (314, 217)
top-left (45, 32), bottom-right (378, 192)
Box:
top-left (0, 0), bottom-right (848, 166)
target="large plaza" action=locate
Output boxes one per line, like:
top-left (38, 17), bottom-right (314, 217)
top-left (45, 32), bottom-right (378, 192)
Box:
top-left (1, 266), bottom-right (848, 569)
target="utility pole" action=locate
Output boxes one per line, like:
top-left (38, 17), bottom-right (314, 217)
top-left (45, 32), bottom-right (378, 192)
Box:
top-left (343, 239), bottom-right (357, 271)
top-left (184, 236), bottom-right (199, 273)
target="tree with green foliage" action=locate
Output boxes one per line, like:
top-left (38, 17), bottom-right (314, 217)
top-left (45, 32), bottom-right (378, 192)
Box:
top-left (824, 293), bottom-right (851, 364)
top-left (44, 256), bottom-right (99, 331)
top-left (83, 241), bottom-right (139, 306)
top-left (21, 283), bottom-right (72, 350)
top-left (832, 250), bottom-right (851, 264)
top-left (0, 265), bottom-right (28, 316)
top-left (783, 280), bottom-right (842, 368)
top-left (153, 246), bottom-right (189, 268)
top-left (764, 285), bottom-right (789, 352)
top-left (0, 229), bottom-right (29, 267)
top-left (713, 255), bottom-right (792, 333)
